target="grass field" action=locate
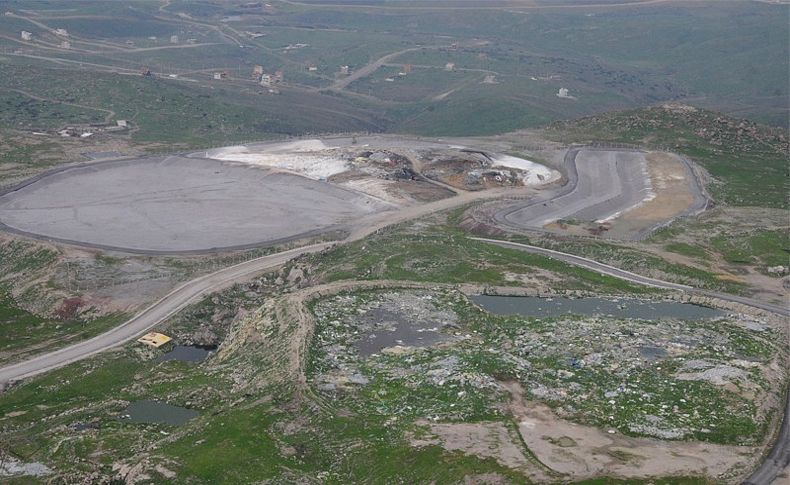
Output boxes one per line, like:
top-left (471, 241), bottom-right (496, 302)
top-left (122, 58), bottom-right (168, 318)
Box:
top-left (0, 292), bottom-right (126, 366)
top-left (309, 215), bottom-right (650, 294)
top-left (0, 0), bottom-right (785, 147)
top-left (0, 62), bottom-right (386, 147)
top-left (0, 91), bottom-right (107, 129)
top-left (656, 224), bottom-right (789, 275)
top-left (501, 233), bottom-right (749, 295)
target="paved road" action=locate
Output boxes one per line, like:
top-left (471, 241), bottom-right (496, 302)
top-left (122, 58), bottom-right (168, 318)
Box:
top-left (0, 184), bottom-right (530, 385)
top-left (1, 145), bottom-right (786, 483)
top-left (0, 243), bottom-right (331, 383)
top-left (471, 237), bottom-right (789, 317)
top-left (470, 237), bottom-right (789, 485)
top-left (743, 390), bottom-right (790, 485)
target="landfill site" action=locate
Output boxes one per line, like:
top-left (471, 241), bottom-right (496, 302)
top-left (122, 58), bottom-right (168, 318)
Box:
top-left (0, 134), bottom-right (786, 485)
top-left (0, 135), bottom-right (703, 254)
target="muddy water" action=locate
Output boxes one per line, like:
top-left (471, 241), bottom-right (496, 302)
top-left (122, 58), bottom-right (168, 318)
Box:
top-left (155, 345), bottom-right (215, 363)
top-left (122, 400), bottom-right (198, 425)
top-left (355, 321), bottom-right (446, 356)
top-left (354, 308), bottom-right (447, 356)
top-left (471, 296), bottom-right (722, 320)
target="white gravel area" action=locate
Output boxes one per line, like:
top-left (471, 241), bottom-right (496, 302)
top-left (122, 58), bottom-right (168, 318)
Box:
top-left (491, 154), bottom-right (561, 186)
top-left (206, 140), bottom-right (349, 180)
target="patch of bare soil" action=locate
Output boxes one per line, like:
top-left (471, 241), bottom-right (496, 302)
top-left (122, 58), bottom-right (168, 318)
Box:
top-left (412, 420), bottom-right (552, 481)
top-left (501, 381), bottom-right (757, 483)
top-left (646, 206), bottom-right (789, 302)
top-left (594, 151), bottom-right (697, 239)
top-left (419, 150), bottom-right (524, 191)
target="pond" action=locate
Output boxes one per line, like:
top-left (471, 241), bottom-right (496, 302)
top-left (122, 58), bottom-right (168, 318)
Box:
top-left (353, 307), bottom-right (448, 357)
top-left (471, 295), bottom-right (722, 320)
top-left (155, 345), bottom-right (215, 363)
top-left (122, 400), bottom-right (199, 426)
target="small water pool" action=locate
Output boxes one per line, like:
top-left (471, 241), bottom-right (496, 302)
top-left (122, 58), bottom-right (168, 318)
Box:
top-left (155, 345), bottom-right (216, 363)
top-left (471, 295), bottom-right (722, 320)
top-left (122, 400), bottom-right (199, 425)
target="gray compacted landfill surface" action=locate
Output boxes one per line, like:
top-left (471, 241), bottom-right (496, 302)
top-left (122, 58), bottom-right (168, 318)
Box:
top-left (497, 149), bottom-right (651, 228)
top-left (0, 156), bottom-right (387, 253)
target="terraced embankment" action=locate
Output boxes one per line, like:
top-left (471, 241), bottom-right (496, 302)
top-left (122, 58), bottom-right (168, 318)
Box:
top-left (490, 147), bottom-right (707, 239)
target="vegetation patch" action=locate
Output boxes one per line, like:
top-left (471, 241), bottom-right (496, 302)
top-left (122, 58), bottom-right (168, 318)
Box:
top-left (308, 288), bottom-right (784, 446)
top-left (309, 218), bottom-right (649, 294)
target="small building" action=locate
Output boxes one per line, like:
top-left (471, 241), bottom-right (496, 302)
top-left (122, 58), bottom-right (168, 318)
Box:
top-left (340, 65), bottom-right (350, 75)
top-left (307, 64), bottom-right (318, 72)
top-left (399, 64), bottom-right (412, 76)
top-left (60, 40), bottom-right (71, 49)
top-left (260, 73), bottom-right (272, 86)
top-left (21, 31), bottom-right (32, 41)
top-left (445, 62), bottom-right (456, 71)
top-left (557, 87), bottom-right (572, 99)
top-left (274, 69), bottom-right (284, 82)
top-left (213, 71), bottom-right (228, 80)
top-left (137, 332), bottom-right (172, 348)
top-left (170, 34), bottom-right (178, 44)
top-left (55, 28), bottom-right (69, 37)
top-left (116, 119), bottom-right (128, 128)
top-left (141, 66), bottom-right (152, 76)
top-left (252, 65), bottom-right (264, 79)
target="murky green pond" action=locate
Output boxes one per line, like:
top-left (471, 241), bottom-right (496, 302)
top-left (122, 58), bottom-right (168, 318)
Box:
top-left (471, 295), bottom-right (722, 320)
top-left (156, 345), bottom-right (215, 363)
top-left (122, 400), bottom-right (199, 425)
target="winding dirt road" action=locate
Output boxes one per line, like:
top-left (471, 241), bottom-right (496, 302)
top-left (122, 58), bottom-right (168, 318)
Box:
top-left (0, 184), bottom-right (529, 384)
top-left (0, 144), bottom-right (786, 484)
top-left (0, 243), bottom-right (331, 384)
top-left (471, 237), bottom-right (789, 316)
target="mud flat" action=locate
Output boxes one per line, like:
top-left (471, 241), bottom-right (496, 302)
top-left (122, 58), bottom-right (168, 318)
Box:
top-left (0, 155), bottom-right (389, 253)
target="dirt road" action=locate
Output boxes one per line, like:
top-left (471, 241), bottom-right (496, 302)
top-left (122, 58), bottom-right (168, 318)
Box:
top-left (0, 242), bottom-right (331, 384)
top-left (328, 46), bottom-right (425, 91)
top-left (1, 142), bottom-right (786, 483)
top-left (2, 141), bottom-right (785, 384)
top-left (743, 390), bottom-right (790, 485)
top-left (472, 237), bottom-right (789, 317)
top-left (1, 88), bottom-right (116, 124)
top-left (473, 237), bottom-right (789, 485)
top-left (0, 184), bottom-right (530, 385)
top-left (280, 0), bottom-right (674, 11)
